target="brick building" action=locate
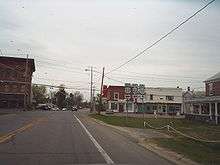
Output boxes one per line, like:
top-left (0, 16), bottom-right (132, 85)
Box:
top-left (0, 56), bottom-right (35, 108)
top-left (184, 72), bottom-right (220, 124)
top-left (102, 85), bottom-right (125, 112)
top-left (205, 72), bottom-right (220, 96)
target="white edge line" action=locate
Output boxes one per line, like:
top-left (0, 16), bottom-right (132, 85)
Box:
top-left (74, 114), bottom-right (114, 164)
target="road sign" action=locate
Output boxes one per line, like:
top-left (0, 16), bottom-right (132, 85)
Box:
top-left (132, 84), bottom-right (138, 94)
top-left (124, 83), bottom-right (145, 102)
top-left (138, 84), bottom-right (145, 95)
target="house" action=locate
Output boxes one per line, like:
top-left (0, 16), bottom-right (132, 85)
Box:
top-left (0, 56), bottom-right (35, 108)
top-left (102, 85), bottom-right (126, 112)
top-left (137, 87), bottom-right (183, 115)
top-left (184, 72), bottom-right (220, 124)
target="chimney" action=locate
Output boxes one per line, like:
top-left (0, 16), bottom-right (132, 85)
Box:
top-left (187, 86), bottom-right (190, 91)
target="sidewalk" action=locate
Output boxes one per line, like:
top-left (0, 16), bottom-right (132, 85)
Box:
top-left (91, 117), bottom-right (199, 165)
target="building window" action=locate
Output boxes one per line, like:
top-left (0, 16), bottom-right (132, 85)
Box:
top-left (4, 85), bottom-right (9, 92)
top-left (126, 103), bottom-right (132, 111)
top-left (162, 106), bottom-right (166, 113)
top-left (166, 96), bottom-right (174, 101)
top-left (21, 85), bottom-right (25, 93)
top-left (175, 106), bottom-right (180, 112)
top-left (160, 97), bottom-right (163, 100)
top-left (150, 94), bottom-right (153, 100)
top-left (12, 84), bottom-right (17, 92)
top-left (114, 93), bottom-right (119, 100)
top-left (111, 103), bottom-right (118, 110)
top-left (152, 106), bottom-right (157, 110)
top-left (209, 83), bottom-right (213, 95)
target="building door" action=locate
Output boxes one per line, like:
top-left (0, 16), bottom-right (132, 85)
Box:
top-left (119, 103), bottom-right (124, 112)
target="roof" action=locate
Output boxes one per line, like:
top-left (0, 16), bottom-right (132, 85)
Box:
top-left (204, 72), bottom-right (220, 83)
top-left (0, 56), bottom-right (35, 72)
top-left (108, 85), bottom-right (124, 88)
top-left (184, 96), bottom-right (220, 103)
top-left (145, 87), bottom-right (182, 90)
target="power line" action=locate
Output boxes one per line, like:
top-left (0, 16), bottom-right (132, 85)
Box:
top-left (111, 70), bottom-right (206, 80)
top-left (33, 83), bottom-right (100, 91)
top-left (106, 0), bottom-right (216, 75)
top-left (109, 75), bottom-right (202, 83)
top-left (33, 77), bottom-right (92, 86)
top-left (35, 60), bottom-right (84, 72)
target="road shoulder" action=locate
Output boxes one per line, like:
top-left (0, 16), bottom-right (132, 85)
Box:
top-left (90, 116), bottom-right (200, 165)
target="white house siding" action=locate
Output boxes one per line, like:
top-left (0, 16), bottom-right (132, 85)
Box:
top-left (138, 87), bottom-right (183, 115)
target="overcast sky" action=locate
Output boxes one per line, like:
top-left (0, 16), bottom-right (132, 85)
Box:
top-left (0, 0), bottom-right (220, 99)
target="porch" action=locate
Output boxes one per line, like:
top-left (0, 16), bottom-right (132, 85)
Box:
top-left (184, 96), bottom-right (220, 124)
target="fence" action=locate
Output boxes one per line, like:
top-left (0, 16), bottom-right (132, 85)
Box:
top-left (143, 121), bottom-right (220, 143)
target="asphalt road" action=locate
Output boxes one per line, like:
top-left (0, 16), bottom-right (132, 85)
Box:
top-left (0, 110), bottom-right (173, 165)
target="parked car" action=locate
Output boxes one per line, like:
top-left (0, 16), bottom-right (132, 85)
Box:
top-left (72, 106), bottom-right (78, 111)
top-left (62, 108), bottom-right (67, 111)
top-left (36, 104), bottom-right (50, 110)
top-left (52, 107), bottom-right (59, 111)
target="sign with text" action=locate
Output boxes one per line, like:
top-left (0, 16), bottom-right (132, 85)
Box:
top-left (124, 83), bottom-right (146, 101)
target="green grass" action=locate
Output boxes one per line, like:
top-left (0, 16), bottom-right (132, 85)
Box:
top-left (90, 114), bottom-right (220, 165)
top-left (151, 138), bottom-right (220, 165)
top-left (90, 114), bottom-right (220, 140)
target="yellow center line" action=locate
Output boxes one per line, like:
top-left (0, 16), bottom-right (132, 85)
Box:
top-left (0, 117), bottom-right (47, 144)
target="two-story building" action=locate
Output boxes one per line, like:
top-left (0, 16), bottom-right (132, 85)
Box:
top-left (102, 85), bottom-right (125, 112)
top-left (0, 56), bottom-right (35, 108)
top-left (184, 72), bottom-right (220, 124)
top-left (137, 87), bottom-right (183, 115)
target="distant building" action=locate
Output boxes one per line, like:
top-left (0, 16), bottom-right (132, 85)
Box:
top-left (182, 87), bottom-right (194, 114)
top-left (139, 87), bottom-right (183, 115)
top-left (0, 56), bottom-right (35, 108)
top-left (184, 72), bottom-right (220, 124)
top-left (102, 85), bottom-right (125, 112)
top-left (102, 85), bottom-right (183, 114)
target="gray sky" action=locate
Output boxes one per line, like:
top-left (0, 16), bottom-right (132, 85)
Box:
top-left (0, 0), bottom-right (220, 99)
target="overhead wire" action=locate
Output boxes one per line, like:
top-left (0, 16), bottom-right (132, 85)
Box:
top-left (105, 0), bottom-right (216, 75)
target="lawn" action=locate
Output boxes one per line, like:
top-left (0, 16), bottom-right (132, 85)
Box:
top-left (150, 138), bottom-right (220, 165)
top-left (90, 114), bottom-right (220, 165)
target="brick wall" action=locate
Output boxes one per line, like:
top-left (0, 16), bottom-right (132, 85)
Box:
top-left (106, 86), bottom-right (125, 101)
top-left (206, 81), bottom-right (220, 96)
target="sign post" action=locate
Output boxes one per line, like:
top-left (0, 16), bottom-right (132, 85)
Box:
top-left (138, 84), bottom-right (146, 119)
top-left (124, 83), bottom-right (146, 119)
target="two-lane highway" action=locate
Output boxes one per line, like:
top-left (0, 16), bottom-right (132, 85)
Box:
top-left (0, 110), bottom-right (172, 165)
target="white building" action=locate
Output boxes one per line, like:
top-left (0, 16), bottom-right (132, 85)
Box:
top-left (136, 87), bottom-right (183, 115)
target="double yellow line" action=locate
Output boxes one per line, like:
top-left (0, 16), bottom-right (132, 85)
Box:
top-left (0, 118), bottom-right (46, 144)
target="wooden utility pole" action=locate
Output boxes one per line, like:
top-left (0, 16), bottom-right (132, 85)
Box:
top-left (92, 87), bottom-right (95, 112)
top-left (98, 67), bottom-right (105, 114)
top-left (24, 54), bottom-right (29, 110)
top-left (90, 66), bottom-right (93, 112)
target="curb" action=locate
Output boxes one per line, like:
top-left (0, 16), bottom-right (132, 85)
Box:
top-left (90, 117), bottom-right (200, 165)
